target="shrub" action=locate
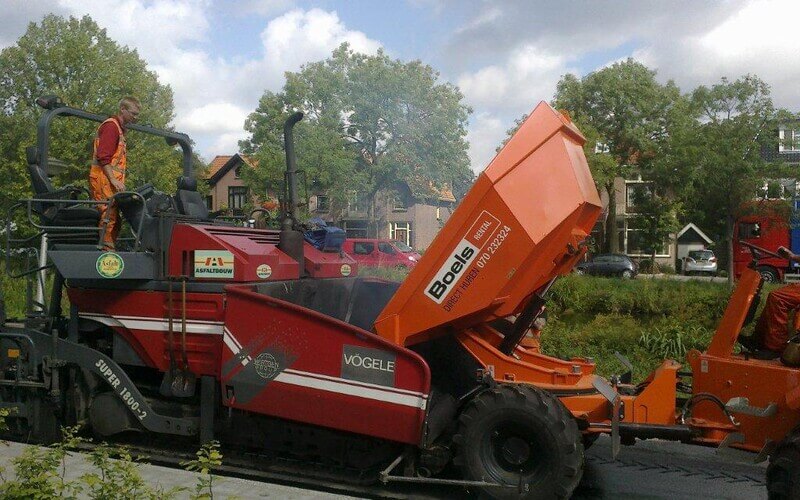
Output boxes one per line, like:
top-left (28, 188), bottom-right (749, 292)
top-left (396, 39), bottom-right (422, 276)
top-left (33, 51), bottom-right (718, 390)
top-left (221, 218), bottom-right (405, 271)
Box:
top-left (543, 275), bottom-right (731, 381)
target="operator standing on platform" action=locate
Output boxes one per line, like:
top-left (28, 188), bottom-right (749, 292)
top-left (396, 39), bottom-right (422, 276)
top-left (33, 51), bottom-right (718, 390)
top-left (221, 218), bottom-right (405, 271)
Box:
top-left (89, 97), bottom-right (140, 250)
top-left (745, 246), bottom-right (800, 357)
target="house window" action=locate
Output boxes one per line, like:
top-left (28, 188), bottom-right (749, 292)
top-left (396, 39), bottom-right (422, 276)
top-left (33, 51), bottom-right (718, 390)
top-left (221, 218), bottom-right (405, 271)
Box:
top-left (779, 128), bottom-right (800, 153)
top-left (392, 191), bottom-right (407, 212)
top-left (234, 165), bottom-right (242, 178)
top-left (315, 195), bottom-right (330, 212)
top-left (625, 181), bottom-right (650, 213)
top-left (348, 192), bottom-right (368, 213)
top-left (228, 186), bottom-right (248, 215)
top-left (389, 222), bottom-right (412, 246)
top-left (623, 217), bottom-right (670, 257)
top-left (205, 195), bottom-right (213, 210)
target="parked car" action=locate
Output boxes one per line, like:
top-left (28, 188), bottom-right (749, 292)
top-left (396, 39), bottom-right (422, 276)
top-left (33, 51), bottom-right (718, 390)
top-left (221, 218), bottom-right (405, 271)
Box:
top-left (575, 253), bottom-right (638, 278)
top-left (342, 238), bottom-right (422, 269)
top-left (683, 249), bottom-right (717, 276)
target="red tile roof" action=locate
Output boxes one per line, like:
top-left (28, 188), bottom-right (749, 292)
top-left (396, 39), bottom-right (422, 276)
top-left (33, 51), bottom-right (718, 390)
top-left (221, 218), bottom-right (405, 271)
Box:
top-left (205, 154), bottom-right (257, 180)
top-left (206, 155), bottom-right (233, 179)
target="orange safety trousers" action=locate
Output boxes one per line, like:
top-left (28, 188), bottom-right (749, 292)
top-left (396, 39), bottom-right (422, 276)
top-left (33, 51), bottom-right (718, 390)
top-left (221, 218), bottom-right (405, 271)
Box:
top-left (89, 118), bottom-right (126, 250)
top-left (754, 283), bottom-right (800, 352)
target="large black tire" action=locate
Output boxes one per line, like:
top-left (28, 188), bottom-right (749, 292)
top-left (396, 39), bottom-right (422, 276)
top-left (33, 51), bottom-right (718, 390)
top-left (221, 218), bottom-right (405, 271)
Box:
top-left (453, 384), bottom-right (584, 499)
top-left (767, 430), bottom-right (800, 499)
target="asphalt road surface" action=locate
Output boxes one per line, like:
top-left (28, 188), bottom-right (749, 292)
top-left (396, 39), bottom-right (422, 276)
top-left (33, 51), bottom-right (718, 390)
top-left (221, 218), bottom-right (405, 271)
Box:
top-left (574, 435), bottom-right (767, 499)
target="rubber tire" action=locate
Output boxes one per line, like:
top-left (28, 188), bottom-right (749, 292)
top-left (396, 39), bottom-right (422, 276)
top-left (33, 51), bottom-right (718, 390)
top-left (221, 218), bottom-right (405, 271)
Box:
top-left (621, 270), bottom-right (633, 279)
top-left (453, 384), bottom-right (584, 499)
top-left (574, 268), bottom-right (585, 276)
top-left (758, 266), bottom-right (780, 284)
top-left (767, 430), bottom-right (800, 499)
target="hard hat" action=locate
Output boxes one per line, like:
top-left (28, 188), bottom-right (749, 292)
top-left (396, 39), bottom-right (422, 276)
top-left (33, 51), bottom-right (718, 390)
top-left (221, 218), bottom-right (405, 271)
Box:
top-left (781, 335), bottom-right (800, 367)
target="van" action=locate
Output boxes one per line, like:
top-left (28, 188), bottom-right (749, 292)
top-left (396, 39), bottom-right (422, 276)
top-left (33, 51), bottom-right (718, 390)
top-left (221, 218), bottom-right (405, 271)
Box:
top-left (342, 238), bottom-right (422, 269)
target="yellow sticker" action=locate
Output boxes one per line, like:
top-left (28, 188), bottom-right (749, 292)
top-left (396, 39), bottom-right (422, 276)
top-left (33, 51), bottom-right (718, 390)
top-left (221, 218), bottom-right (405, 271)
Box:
top-left (96, 252), bottom-right (124, 278)
top-left (7, 349), bottom-right (20, 359)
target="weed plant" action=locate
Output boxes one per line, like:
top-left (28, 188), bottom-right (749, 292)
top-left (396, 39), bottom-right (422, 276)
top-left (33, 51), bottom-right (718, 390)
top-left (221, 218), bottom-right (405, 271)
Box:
top-left (542, 275), bottom-right (750, 381)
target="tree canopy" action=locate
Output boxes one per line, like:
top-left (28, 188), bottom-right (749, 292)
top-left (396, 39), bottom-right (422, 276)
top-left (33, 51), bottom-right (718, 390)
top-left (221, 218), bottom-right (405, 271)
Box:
top-left (0, 14), bottom-right (185, 219)
top-left (679, 75), bottom-right (781, 282)
top-left (552, 60), bottom-right (684, 253)
top-left (240, 43), bottom-right (474, 223)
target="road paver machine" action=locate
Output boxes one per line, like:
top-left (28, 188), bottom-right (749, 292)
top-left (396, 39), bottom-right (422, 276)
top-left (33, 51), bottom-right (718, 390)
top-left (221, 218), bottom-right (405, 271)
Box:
top-left (1, 97), bottom-right (799, 499)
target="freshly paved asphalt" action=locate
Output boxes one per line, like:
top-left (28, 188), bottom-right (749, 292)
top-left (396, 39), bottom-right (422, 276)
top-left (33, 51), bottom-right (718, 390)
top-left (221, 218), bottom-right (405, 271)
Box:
top-left (574, 435), bottom-right (766, 499)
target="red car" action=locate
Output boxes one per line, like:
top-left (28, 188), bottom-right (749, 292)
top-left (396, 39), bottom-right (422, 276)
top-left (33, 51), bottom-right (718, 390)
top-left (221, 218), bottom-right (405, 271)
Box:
top-left (342, 238), bottom-right (421, 269)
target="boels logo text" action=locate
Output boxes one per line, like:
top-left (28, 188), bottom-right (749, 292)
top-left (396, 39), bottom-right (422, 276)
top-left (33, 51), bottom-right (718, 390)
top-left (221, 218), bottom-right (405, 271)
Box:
top-left (424, 210), bottom-right (500, 304)
top-left (426, 244), bottom-right (476, 302)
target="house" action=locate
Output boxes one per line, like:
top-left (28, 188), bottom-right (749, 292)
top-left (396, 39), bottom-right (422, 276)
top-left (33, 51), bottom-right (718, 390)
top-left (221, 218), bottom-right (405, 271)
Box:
top-left (205, 154), bottom-right (259, 215)
top-left (206, 153), bottom-right (457, 251)
top-left (759, 120), bottom-right (800, 199)
top-left (310, 181), bottom-right (457, 251)
top-left (604, 175), bottom-right (678, 268)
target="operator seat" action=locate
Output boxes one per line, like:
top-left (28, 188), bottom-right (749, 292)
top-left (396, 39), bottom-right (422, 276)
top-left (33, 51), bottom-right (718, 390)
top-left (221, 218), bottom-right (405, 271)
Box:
top-left (25, 146), bottom-right (100, 242)
top-left (175, 176), bottom-right (210, 220)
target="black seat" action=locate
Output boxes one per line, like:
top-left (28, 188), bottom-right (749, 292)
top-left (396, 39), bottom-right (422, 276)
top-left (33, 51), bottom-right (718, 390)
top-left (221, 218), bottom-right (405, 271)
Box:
top-left (25, 146), bottom-right (100, 242)
top-left (175, 176), bottom-right (210, 220)
top-left (117, 184), bottom-right (179, 252)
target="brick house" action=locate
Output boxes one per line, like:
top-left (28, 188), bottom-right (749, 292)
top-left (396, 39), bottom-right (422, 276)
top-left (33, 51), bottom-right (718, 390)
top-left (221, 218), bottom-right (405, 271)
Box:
top-left (206, 153), bottom-right (457, 251)
top-left (205, 154), bottom-right (260, 215)
top-left (309, 181), bottom-right (457, 251)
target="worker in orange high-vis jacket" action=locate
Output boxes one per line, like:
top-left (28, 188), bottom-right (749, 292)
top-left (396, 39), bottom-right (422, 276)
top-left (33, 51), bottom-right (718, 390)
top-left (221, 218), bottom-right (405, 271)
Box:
top-left (89, 97), bottom-right (140, 250)
top-left (744, 246), bottom-right (800, 358)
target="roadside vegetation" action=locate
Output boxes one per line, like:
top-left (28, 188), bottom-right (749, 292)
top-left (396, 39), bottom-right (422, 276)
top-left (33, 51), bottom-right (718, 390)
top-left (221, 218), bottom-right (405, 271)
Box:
top-left (545, 274), bottom-right (777, 381)
top-left (357, 266), bottom-right (772, 382)
top-left (0, 412), bottom-right (223, 500)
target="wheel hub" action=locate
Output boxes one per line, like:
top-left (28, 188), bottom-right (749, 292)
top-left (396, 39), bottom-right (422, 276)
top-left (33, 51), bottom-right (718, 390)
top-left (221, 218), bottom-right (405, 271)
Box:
top-left (500, 435), bottom-right (531, 465)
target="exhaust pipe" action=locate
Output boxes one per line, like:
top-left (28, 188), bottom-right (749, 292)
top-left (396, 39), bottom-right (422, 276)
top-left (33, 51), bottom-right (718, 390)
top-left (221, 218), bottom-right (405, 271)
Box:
top-left (282, 111), bottom-right (304, 230)
top-left (279, 112), bottom-right (306, 273)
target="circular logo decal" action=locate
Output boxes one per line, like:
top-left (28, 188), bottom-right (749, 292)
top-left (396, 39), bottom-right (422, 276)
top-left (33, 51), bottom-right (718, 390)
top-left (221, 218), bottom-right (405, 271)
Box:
top-left (256, 264), bottom-right (272, 279)
top-left (341, 264), bottom-right (352, 277)
top-left (254, 353), bottom-right (279, 380)
top-left (96, 252), bottom-right (124, 278)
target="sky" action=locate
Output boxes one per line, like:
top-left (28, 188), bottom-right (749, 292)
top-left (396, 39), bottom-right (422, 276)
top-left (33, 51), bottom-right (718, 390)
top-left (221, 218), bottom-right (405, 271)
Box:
top-left (2, 0), bottom-right (800, 173)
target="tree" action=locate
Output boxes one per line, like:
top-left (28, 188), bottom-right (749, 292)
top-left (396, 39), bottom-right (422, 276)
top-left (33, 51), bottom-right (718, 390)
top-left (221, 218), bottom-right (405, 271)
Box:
top-left (681, 75), bottom-right (777, 284)
top-left (553, 60), bottom-right (683, 253)
top-left (0, 15), bottom-right (185, 221)
top-left (240, 43), bottom-right (474, 232)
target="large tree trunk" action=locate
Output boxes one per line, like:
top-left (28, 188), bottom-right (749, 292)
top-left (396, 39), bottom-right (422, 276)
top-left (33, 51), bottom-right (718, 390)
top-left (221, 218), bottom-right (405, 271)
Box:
top-left (726, 214), bottom-right (735, 288)
top-left (605, 182), bottom-right (619, 253)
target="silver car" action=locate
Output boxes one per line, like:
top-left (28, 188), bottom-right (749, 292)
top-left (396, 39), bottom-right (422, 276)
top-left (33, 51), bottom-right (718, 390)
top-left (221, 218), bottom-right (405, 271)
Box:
top-left (683, 249), bottom-right (718, 275)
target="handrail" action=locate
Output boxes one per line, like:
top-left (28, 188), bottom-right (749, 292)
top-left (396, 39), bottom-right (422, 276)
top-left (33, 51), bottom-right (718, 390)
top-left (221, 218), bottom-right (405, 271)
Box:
top-left (35, 105), bottom-right (193, 178)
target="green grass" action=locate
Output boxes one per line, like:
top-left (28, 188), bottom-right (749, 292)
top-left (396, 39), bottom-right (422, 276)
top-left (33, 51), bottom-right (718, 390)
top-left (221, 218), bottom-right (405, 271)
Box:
top-left (542, 275), bottom-right (779, 381)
